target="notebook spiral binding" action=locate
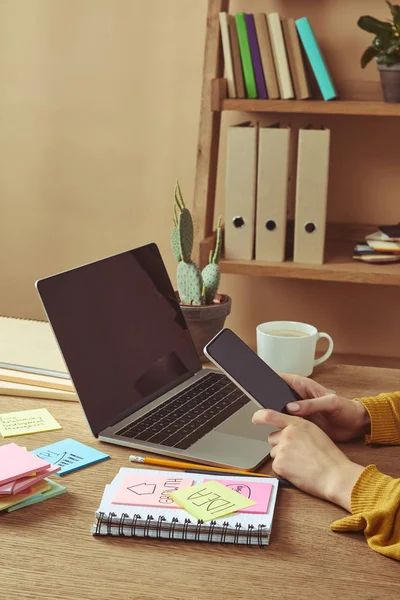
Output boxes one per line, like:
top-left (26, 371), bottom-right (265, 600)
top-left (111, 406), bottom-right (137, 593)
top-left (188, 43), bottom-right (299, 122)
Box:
top-left (94, 512), bottom-right (267, 546)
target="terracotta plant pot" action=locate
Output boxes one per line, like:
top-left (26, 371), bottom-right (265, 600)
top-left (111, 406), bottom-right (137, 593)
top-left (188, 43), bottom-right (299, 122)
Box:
top-left (179, 293), bottom-right (232, 363)
top-left (378, 63), bottom-right (400, 103)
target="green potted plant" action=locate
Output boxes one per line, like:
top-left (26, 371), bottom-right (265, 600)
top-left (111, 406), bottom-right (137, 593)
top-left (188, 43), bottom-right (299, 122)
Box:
top-left (171, 181), bottom-right (231, 362)
top-left (358, 1), bottom-right (400, 102)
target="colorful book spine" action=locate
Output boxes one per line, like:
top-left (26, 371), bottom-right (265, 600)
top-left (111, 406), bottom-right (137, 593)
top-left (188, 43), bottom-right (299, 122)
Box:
top-left (245, 14), bottom-right (267, 99)
top-left (219, 12), bottom-right (237, 98)
top-left (295, 17), bottom-right (337, 101)
top-left (253, 13), bottom-right (280, 99)
top-left (228, 15), bottom-right (246, 98)
top-left (281, 18), bottom-right (310, 100)
top-left (267, 12), bottom-right (294, 99)
top-left (235, 13), bottom-right (257, 99)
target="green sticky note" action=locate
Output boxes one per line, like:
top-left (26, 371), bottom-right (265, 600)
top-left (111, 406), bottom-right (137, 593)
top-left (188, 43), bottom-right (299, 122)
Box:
top-left (169, 480), bottom-right (256, 522)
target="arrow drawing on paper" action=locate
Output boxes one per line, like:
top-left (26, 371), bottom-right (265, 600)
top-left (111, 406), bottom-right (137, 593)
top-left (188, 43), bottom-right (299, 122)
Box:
top-left (127, 483), bottom-right (157, 495)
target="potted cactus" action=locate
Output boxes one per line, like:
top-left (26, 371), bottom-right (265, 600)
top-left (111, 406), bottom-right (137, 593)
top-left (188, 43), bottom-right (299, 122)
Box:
top-left (358, 2), bottom-right (400, 102)
top-left (171, 181), bottom-right (231, 362)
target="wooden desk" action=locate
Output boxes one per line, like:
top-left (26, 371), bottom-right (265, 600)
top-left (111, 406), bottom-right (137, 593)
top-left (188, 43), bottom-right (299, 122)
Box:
top-left (1, 364), bottom-right (400, 600)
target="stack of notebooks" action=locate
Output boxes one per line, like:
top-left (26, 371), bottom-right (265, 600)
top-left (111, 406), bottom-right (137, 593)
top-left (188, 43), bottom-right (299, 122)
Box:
top-left (353, 225), bottom-right (400, 264)
top-left (92, 468), bottom-right (279, 546)
top-left (0, 442), bottom-right (67, 512)
top-left (219, 11), bottom-right (336, 101)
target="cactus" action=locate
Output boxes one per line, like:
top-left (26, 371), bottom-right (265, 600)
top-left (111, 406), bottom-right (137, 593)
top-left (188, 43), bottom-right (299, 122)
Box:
top-left (172, 181), bottom-right (222, 306)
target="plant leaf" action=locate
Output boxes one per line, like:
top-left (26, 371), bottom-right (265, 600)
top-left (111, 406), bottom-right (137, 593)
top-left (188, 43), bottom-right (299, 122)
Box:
top-left (387, 1), bottom-right (400, 26)
top-left (358, 15), bottom-right (394, 34)
top-left (360, 45), bottom-right (379, 68)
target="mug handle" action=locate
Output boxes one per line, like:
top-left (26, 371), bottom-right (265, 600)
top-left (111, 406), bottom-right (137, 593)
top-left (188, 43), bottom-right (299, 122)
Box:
top-left (313, 332), bottom-right (334, 367)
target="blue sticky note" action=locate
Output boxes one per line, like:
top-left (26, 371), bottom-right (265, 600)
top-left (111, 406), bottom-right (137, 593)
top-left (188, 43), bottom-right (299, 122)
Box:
top-left (31, 438), bottom-right (110, 475)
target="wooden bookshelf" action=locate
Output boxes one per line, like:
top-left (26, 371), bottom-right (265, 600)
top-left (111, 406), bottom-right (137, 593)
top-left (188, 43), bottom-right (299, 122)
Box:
top-left (219, 244), bottom-right (400, 286)
top-left (220, 98), bottom-right (400, 118)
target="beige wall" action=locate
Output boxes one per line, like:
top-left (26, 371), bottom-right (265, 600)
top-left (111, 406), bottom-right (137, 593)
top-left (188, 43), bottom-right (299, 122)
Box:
top-left (0, 0), bottom-right (399, 365)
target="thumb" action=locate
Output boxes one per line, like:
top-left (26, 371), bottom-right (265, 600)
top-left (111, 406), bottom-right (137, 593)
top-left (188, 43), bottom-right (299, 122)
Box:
top-left (286, 394), bottom-right (339, 417)
top-left (252, 408), bottom-right (298, 429)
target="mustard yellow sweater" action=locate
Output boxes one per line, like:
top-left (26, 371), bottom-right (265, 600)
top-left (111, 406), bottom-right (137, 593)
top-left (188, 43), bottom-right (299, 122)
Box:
top-left (331, 392), bottom-right (400, 560)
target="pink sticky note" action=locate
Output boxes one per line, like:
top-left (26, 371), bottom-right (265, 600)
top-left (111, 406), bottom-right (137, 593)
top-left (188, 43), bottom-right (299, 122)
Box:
top-left (0, 464), bottom-right (61, 495)
top-left (204, 479), bottom-right (273, 514)
top-left (0, 443), bottom-right (51, 486)
top-left (112, 474), bottom-right (194, 508)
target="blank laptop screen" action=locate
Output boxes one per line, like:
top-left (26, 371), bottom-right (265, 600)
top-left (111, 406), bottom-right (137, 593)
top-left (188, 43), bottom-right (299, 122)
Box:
top-left (36, 243), bottom-right (201, 436)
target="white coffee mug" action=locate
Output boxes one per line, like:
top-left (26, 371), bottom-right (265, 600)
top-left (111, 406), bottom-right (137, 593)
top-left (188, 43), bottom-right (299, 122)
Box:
top-left (256, 320), bottom-right (334, 376)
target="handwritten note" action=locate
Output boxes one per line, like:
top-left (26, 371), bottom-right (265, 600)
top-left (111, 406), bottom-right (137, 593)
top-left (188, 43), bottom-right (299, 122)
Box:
top-left (204, 479), bottom-right (273, 514)
top-left (169, 480), bottom-right (256, 522)
top-left (0, 408), bottom-right (62, 438)
top-left (31, 438), bottom-right (110, 475)
top-left (112, 474), bottom-right (193, 508)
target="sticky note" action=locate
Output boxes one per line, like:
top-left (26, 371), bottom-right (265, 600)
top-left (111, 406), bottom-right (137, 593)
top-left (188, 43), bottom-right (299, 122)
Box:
top-left (112, 474), bottom-right (193, 508)
top-left (169, 480), bottom-right (256, 522)
top-left (31, 438), bottom-right (110, 475)
top-left (0, 464), bottom-right (61, 495)
top-left (6, 479), bottom-right (67, 512)
top-left (0, 408), bottom-right (62, 438)
top-left (204, 479), bottom-right (273, 514)
top-left (0, 443), bottom-right (51, 486)
top-left (0, 480), bottom-right (51, 511)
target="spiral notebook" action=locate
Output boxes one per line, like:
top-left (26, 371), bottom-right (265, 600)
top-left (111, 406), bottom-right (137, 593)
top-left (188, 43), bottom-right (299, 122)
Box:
top-left (91, 468), bottom-right (279, 546)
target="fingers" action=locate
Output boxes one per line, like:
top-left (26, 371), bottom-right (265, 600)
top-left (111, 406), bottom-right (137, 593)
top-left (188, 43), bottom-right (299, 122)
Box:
top-left (286, 394), bottom-right (339, 417)
top-left (268, 430), bottom-right (281, 447)
top-left (279, 372), bottom-right (330, 399)
top-left (252, 408), bottom-right (298, 429)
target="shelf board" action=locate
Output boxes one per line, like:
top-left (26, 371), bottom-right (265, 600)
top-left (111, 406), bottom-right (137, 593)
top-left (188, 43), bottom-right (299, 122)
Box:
top-left (220, 98), bottom-right (400, 118)
top-left (219, 243), bottom-right (400, 286)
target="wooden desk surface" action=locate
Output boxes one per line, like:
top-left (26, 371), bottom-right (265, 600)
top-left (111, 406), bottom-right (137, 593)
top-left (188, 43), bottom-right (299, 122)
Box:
top-left (1, 363), bottom-right (400, 600)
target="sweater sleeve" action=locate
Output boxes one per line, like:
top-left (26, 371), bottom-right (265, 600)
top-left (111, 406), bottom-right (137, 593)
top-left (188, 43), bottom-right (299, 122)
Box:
top-left (356, 392), bottom-right (400, 444)
top-left (330, 465), bottom-right (400, 560)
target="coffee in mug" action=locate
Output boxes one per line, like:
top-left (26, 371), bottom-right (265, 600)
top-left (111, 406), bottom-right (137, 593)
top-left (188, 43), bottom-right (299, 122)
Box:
top-left (256, 320), bottom-right (334, 376)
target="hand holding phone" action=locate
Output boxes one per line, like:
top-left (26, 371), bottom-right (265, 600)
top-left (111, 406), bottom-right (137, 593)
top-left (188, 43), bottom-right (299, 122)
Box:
top-left (204, 328), bottom-right (301, 412)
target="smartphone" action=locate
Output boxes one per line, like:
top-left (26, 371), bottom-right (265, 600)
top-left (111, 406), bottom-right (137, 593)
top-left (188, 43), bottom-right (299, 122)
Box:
top-left (204, 328), bottom-right (301, 411)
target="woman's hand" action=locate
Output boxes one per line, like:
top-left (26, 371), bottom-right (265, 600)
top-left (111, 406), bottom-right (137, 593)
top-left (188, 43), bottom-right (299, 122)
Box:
top-left (252, 409), bottom-right (365, 510)
top-left (280, 373), bottom-right (370, 442)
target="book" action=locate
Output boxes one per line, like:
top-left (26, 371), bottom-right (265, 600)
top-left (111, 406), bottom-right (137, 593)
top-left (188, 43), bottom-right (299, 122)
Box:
top-left (228, 14), bottom-right (246, 98)
top-left (219, 12), bottom-right (237, 98)
top-left (0, 379), bottom-right (78, 402)
top-left (0, 366), bottom-right (74, 392)
top-left (91, 468), bottom-right (279, 546)
top-left (295, 17), bottom-right (337, 101)
top-left (235, 13), bottom-right (257, 98)
top-left (0, 316), bottom-right (68, 377)
top-left (366, 240), bottom-right (400, 253)
top-left (281, 18), bottom-right (310, 100)
top-left (267, 12), bottom-right (294, 99)
top-left (31, 438), bottom-right (110, 475)
top-left (245, 14), bottom-right (267, 99)
top-left (253, 13), bottom-right (280, 99)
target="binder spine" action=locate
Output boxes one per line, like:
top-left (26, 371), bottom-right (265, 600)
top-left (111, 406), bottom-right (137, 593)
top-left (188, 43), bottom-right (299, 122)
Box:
top-left (93, 512), bottom-right (267, 546)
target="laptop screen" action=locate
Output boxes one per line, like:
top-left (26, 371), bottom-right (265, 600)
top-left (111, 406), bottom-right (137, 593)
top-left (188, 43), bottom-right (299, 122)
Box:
top-left (36, 243), bottom-right (201, 436)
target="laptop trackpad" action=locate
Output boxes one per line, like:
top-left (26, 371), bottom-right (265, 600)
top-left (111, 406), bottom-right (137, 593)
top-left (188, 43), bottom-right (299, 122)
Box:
top-left (216, 403), bottom-right (276, 441)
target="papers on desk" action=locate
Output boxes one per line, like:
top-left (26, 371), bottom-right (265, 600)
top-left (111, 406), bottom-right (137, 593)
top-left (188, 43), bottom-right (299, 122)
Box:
top-left (0, 407), bottom-right (62, 438)
top-left (0, 443), bottom-right (66, 512)
top-left (92, 468), bottom-right (279, 546)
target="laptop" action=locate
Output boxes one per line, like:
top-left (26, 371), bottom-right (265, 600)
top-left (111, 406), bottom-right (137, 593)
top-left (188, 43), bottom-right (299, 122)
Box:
top-left (36, 243), bottom-right (273, 470)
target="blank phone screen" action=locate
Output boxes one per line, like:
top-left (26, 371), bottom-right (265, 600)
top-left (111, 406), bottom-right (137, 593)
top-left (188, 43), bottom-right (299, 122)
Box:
top-left (206, 329), bottom-right (301, 410)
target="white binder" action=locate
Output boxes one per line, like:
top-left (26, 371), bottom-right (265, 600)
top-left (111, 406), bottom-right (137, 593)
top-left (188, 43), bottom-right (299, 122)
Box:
top-left (225, 122), bottom-right (258, 261)
top-left (294, 128), bottom-right (331, 264)
top-left (255, 125), bottom-right (291, 262)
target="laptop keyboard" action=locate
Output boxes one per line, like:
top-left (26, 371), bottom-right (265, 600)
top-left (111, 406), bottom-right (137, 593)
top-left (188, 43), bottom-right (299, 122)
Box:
top-left (115, 372), bottom-right (250, 450)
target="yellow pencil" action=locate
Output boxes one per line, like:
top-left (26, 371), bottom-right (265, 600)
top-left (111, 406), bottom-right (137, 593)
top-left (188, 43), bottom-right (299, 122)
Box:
top-left (128, 454), bottom-right (272, 478)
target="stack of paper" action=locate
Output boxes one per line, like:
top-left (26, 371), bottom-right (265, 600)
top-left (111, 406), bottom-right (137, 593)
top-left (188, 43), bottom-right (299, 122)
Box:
top-left (353, 225), bottom-right (400, 264)
top-left (0, 443), bottom-right (66, 512)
